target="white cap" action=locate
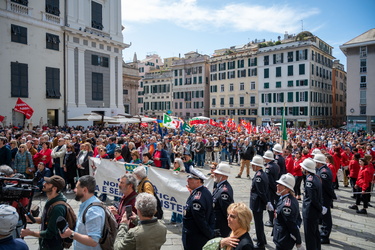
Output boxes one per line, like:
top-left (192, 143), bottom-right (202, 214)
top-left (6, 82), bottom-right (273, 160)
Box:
top-left (313, 153), bottom-right (327, 164)
top-left (263, 150), bottom-right (275, 160)
top-left (251, 155), bottom-right (265, 167)
top-left (273, 144), bottom-right (283, 153)
top-left (300, 158), bottom-right (316, 173)
top-left (214, 163), bottom-right (231, 176)
top-left (276, 173), bottom-right (295, 190)
top-left (0, 205), bottom-right (19, 235)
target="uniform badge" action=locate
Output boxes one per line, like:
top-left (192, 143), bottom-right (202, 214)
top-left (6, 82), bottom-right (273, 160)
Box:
top-left (283, 207), bottom-right (291, 215)
top-left (222, 185), bottom-right (228, 191)
top-left (256, 177), bottom-right (261, 182)
top-left (257, 172), bottom-right (261, 176)
top-left (306, 182), bottom-right (312, 188)
top-left (183, 209), bottom-right (187, 216)
top-left (265, 168), bottom-right (270, 173)
top-left (284, 198), bottom-right (291, 207)
top-left (194, 191), bottom-right (201, 200)
top-left (221, 194), bottom-right (229, 200)
top-left (193, 203), bottom-right (201, 211)
top-left (321, 173), bottom-right (327, 179)
top-left (307, 176), bottom-right (313, 181)
top-left (322, 168), bottom-right (327, 172)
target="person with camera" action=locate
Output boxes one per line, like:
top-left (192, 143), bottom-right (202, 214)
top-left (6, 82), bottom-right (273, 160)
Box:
top-left (21, 175), bottom-right (68, 250)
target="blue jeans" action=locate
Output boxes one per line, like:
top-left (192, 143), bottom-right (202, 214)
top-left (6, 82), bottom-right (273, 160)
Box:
top-left (196, 153), bottom-right (204, 167)
top-left (171, 212), bottom-right (182, 223)
top-left (54, 163), bottom-right (66, 181)
top-left (221, 149), bottom-right (232, 163)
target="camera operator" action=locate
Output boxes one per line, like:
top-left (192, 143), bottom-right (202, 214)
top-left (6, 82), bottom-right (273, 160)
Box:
top-left (21, 175), bottom-right (68, 250)
top-left (0, 204), bottom-right (28, 249)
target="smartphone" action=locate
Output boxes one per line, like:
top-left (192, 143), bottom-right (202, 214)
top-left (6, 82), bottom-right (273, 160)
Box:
top-left (125, 205), bottom-right (132, 219)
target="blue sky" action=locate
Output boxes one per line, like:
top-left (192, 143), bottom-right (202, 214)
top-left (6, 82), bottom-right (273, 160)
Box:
top-left (121, 0), bottom-right (375, 69)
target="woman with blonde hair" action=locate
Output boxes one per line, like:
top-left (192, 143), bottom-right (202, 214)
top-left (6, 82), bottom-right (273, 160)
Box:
top-left (14, 143), bottom-right (34, 178)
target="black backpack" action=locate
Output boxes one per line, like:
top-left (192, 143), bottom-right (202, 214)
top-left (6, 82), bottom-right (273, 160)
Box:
top-left (142, 180), bottom-right (164, 219)
top-left (82, 202), bottom-right (118, 250)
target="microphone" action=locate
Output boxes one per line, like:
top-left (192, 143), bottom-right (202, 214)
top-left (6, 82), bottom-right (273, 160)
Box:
top-left (56, 216), bottom-right (69, 234)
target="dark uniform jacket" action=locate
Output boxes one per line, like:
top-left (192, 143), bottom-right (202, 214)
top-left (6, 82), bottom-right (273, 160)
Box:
top-left (265, 160), bottom-right (280, 195)
top-left (233, 232), bottom-right (254, 250)
top-left (275, 154), bottom-right (286, 176)
top-left (182, 185), bottom-right (214, 250)
top-left (302, 174), bottom-right (323, 219)
top-left (273, 194), bottom-right (302, 250)
top-left (316, 165), bottom-right (336, 206)
top-left (250, 169), bottom-right (269, 212)
top-left (212, 180), bottom-right (234, 237)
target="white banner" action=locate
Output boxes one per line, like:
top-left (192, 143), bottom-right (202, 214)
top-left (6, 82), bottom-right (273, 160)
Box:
top-left (89, 158), bottom-right (214, 214)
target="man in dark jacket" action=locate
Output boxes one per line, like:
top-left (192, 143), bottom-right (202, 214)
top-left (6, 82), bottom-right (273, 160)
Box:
top-left (236, 138), bottom-right (255, 178)
top-left (0, 137), bottom-right (11, 166)
top-left (21, 175), bottom-right (68, 250)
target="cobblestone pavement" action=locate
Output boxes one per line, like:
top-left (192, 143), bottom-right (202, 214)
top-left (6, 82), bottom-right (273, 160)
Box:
top-left (23, 162), bottom-right (375, 250)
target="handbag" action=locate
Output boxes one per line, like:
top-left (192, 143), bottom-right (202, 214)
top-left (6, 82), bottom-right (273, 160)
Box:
top-left (25, 152), bottom-right (36, 178)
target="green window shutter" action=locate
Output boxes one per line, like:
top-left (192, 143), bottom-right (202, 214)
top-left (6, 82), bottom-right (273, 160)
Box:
top-left (296, 92), bottom-right (299, 102)
top-left (296, 80), bottom-right (300, 86)
top-left (288, 80), bottom-right (293, 87)
top-left (276, 82), bottom-right (281, 88)
top-left (262, 94), bottom-right (264, 103)
top-left (304, 107), bottom-right (308, 115)
top-left (288, 92), bottom-right (293, 102)
top-left (268, 93), bottom-right (272, 103)
top-left (304, 49), bottom-right (308, 59)
top-left (305, 91), bottom-right (308, 102)
top-left (273, 107), bottom-right (276, 115)
top-left (273, 54), bottom-right (276, 64)
top-left (262, 107), bottom-right (264, 115)
top-left (288, 65), bottom-right (293, 76)
top-left (273, 93), bottom-right (276, 102)
top-left (305, 79), bottom-right (308, 86)
top-left (281, 53), bottom-right (284, 63)
top-left (280, 93), bottom-right (284, 102)
top-left (296, 51), bottom-right (299, 61)
top-left (254, 57), bottom-right (257, 66)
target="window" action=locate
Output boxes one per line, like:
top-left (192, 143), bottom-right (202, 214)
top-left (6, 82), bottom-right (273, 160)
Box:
top-left (299, 64), bottom-right (305, 75)
top-left (210, 85), bottom-right (218, 93)
top-left (299, 107), bottom-right (308, 116)
top-left (360, 46), bottom-right (367, 58)
top-left (250, 96), bottom-right (255, 104)
top-left (288, 80), bottom-right (293, 87)
top-left (11, 62), bottom-right (28, 97)
top-left (264, 68), bottom-right (269, 78)
top-left (228, 61), bottom-right (235, 69)
top-left (360, 106), bottom-right (366, 115)
top-left (239, 97), bottom-right (244, 105)
top-left (276, 67), bottom-right (281, 77)
top-left (287, 92), bottom-right (293, 102)
top-left (175, 102), bottom-right (178, 109)
top-left (193, 77), bottom-right (197, 84)
top-left (230, 84), bottom-right (234, 91)
top-left (238, 69), bottom-right (246, 78)
top-left (276, 81), bottom-right (281, 88)
top-left (91, 55), bottom-right (109, 67)
top-left (212, 98), bottom-right (216, 106)
top-left (11, 24), bottom-right (27, 44)
top-left (240, 82), bottom-right (244, 90)
top-left (220, 84), bottom-right (225, 92)
top-left (46, 67), bottom-right (61, 98)
top-left (360, 59), bottom-right (367, 73)
top-left (228, 71), bottom-right (235, 79)
top-left (91, 1), bottom-right (103, 30)
top-left (287, 52), bottom-right (293, 62)
top-left (179, 78), bottom-right (182, 85)
top-left (198, 76), bottom-right (202, 83)
top-left (211, 74), bottom-right (217, 81)
top-left (220, 98), bottom-right (224, 106)
top-left (248, 57), bottom-right (257, 66)
top-left (250, 82), bottom-right (255, 90)
top-left (238, 59), bottom-right (244, 68)
top-left (360, 75), bottom-right (367, 88)
top-left (46, 0), bottom-right (60, 16)
top-left (264, 82), bottom-right (269, 89)
top-left (219, 63), bottom-right (226, 71)
top-left (218, 72), bottom-right (226, 80)
top-left (92, 72), bottom-right (103, 100)
top-left (11, 0), bottom-right (28, 6)
top-left (248, 68), bottom-right (257, 76)
top-left (210, 64), bottom-right (217, 72)
top-left (276, 93), bottom-right (284, 102)
top-left (123, 89), bottom-right (128, 95)
top-left (288, 65), bottom-right (293, 76)
top-left (273, 53), bottom-right (284, 64)
top-left (46, 33), bottom-right (60, 50)
top-left (264, 55), bottom-right (269, 65)
top-left (311, 64), bottom-right (314, 75)
top-left (174, 70), bottom-right (178, 76)
top-left (360, 91), bottom-right (366, 104)
top-left (296, 49), bottom-right (308, 61)
top-left (296, 91), bottom-right (308, 102)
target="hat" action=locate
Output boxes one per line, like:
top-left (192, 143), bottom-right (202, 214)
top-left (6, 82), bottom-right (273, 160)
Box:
top-left (263, 150), bottom-right (275, 160)
top-left (44, 175), bottom-right (65, 191)
top-left (311, 148), bottom-right (321, 156)
top-left (214, 163), bottom-right (231, 176)
top-left (276, 173), bottom-right (295, 190)
top-left (0, 205), bottom-right (19, 235)
top-left (183, 152), bottom-right (191, 157)
top-left (251, 155), bottom-right (264, 167)
top-left (313, 153), bottom-right (327, 164)
top-left (273, 144), bottom-right (283, 153)
top-left (300, 158), bottom-right (316, 173)
top-left (187, 169), bottom-right (207, 181)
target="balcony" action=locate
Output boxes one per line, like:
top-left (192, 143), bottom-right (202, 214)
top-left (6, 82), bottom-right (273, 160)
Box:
top-left (7, 0), bottom-right (32, 16)
top-left (42, 11), bottom-right (63, 25)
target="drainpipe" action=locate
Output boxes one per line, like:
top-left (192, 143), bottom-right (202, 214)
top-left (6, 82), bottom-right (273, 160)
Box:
top-left (63, 0), bottom-right (68, 125)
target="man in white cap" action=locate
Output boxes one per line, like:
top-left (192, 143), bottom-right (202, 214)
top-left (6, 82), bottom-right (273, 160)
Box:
top-left (273, 173), bottom-right (303, 250)
top-left (263, 150), bottom-right (280, 227)
top-left (0, 204), bottom-right (28, 249)
top-left (313, 153), bottom-right (335, 245)
top-left (250, 155), bottom-right (269, 249)
top-left (182, 169), bottom-right (214, 250)
top-left (212, 163), bottom-right (234, 237)
top-left (301, 158), bottom-right (325, 250)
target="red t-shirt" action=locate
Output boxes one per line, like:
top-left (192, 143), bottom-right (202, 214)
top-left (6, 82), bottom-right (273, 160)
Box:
top-left (154, 150), bottom-right (162, 167)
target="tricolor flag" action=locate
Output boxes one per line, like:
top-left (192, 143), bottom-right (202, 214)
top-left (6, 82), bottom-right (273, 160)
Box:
top-left (182, 123), bottom-right (196, 133)
top-left (163, 113), bottom-right (177, 129)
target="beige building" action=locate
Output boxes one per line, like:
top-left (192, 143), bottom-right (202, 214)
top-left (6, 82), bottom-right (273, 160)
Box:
top-left (209, 45), bottom-right (259, 124)
top-left (340, 28), bottom-right (375, 132)
top-left (123, 54), bottom-right (141, 115)
top-left (332, 60), bottom-right (347, 128)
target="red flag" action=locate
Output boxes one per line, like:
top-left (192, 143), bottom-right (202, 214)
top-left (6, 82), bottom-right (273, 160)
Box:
top-left (14, 98), bottom-right (34, 119)
top-left (0, 116), bottom-right (4, 122)
top-left (140, 122), bottom-right (148, 127)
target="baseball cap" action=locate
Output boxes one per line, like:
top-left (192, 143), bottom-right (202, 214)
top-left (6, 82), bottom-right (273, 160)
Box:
top-left (44, 175), bottom-right (65, 192)
top-left (0, 205), bottom-right (19, 235)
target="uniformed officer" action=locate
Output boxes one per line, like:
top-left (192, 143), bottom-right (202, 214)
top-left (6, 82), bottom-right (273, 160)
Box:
top-left (273, 144), bottom-right (286, 176)
top-left (273, 173), bottom-right (303, 250)
top-left (250, 155), bottom-right (269, 249)
top-left (182, 169), bottom-right (214, 250)
top-left (301, 158), bottom-right (326, 250)
top-left (212, 163), bottom-right (234, 237)
top-left (263, 150), bottom-right (280, 227)
top-left (313, 153), bottom-right (335, 244)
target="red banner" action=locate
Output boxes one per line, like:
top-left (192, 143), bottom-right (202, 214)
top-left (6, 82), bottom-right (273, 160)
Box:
top-left (14, 98), bottom-right (34, 119)
top-left (0, 116), bottom-right (4, 122)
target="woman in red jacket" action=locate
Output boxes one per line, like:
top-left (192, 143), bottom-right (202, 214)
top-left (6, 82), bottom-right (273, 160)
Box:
top-left (33, 141), bottom-right (52, 169)
top-left (349, 153), bottom-right (361, 196)
top-left (349, 158), bottom-right (373, 214)
top-left (292, 151), bottom-right (303, 200)
top-left (326, 154), bottom-right (337, 189)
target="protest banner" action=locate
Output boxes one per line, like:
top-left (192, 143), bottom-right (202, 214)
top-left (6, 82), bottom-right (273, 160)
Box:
top-left (89, 158), bottom-right (214, 214)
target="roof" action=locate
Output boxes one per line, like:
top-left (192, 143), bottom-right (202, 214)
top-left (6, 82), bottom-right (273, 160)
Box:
top-left (342, 28), bottom-right (375, 46)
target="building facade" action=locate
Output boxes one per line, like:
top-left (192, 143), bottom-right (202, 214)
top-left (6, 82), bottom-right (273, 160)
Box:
top-left (332, 60), bottom-right (347, 128)
top-left (209, 45), bottom-right (259, 124)
top-left (123, 54), bottom-right (141, 115)
top-left (340, 29), bottom-right (375, 132)
top-left (258, 31), bottom-right (334, 127)
top-left (171, 51), bottom-right (210, 119)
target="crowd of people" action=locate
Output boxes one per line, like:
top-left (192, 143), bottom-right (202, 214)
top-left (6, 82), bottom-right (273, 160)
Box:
top-left (0, 123), bottom-right (374, 250)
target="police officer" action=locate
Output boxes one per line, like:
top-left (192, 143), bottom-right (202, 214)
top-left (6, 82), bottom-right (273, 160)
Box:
top-left (263, 150), bottom-right (280, 227)
top-left (313, 153), bottom-right (335, 244)
top-left (212, 163), bottom-right (234, 237)
top-left (250, 155), bottom-right (269, 249)
top-left (273, 173), bottom-right (303, 250)
top-left (182, 169), bottom-right (214, 250)
top-left (273, 144), bottom-right (286, 176)
top-left (301, 158), bottom-right (326, 250)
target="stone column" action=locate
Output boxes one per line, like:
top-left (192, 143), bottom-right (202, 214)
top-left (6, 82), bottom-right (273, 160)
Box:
top-left (77, 47), bottom-right (86, 107)
top-left (110, 54), bottom-right (116, 108)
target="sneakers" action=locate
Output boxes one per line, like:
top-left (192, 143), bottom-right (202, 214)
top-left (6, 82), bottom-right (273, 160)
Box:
top-left (349, 205), bottom-right (358, 210)
top-left (321, 238), bottom-right (330, 244)
top-left (235, 175), bottom-right (241, 178)
top-left (357, 209), bottom-right (367, 214)
top-left (265, 221), bottom-right (273, 227)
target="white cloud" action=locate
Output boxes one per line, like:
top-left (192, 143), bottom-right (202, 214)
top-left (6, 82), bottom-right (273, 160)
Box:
top-left (122, 0), bottom-right (320, 33)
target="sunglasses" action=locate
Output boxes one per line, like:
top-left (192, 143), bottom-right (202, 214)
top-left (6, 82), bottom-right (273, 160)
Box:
top-left (210, 167), bottom-right (216, 170)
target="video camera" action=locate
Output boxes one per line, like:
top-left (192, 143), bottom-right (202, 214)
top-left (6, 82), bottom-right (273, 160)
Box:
top-left (0, 175), bottom-right (40, 201)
